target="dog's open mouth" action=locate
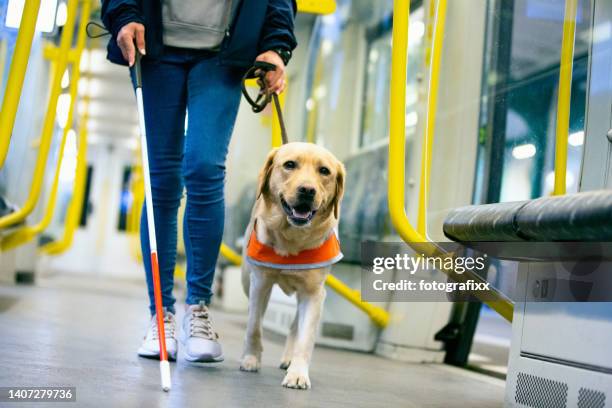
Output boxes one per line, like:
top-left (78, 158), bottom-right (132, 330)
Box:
top-left (281, 196), bottom-right (317, 226)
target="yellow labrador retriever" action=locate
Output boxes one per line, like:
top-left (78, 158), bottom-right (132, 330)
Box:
top-left (239, 142), bottom-right (345, 390)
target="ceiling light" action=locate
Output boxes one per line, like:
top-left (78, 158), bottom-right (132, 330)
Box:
top-left (512, 143), bottom-right (536, 160)
top-left (568, 131), bottom-right (584, 147)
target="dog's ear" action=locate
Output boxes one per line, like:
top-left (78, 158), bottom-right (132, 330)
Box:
top-left (332, 161), bottom-right (346, 219)
top-left (257, 148), bottom-right (278, 199)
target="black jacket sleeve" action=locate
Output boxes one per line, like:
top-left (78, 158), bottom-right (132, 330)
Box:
top-left (100, 0), bottom-right (144, 37)
top-left (258, 0), bottom-right (298, 55)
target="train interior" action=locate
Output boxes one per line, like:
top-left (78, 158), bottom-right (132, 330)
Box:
top-left (0, 0), bottom-right (611, 406)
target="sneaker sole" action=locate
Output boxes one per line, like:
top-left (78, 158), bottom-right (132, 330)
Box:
top-left (179, 331), bottom-right (223, 363)
top-left (183, 353), bottom-right (224, 363)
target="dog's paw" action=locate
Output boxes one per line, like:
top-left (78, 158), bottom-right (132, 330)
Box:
top-left (282, 370), bottom-right (311, 390)
top-left (239, 355), bottom-right (260, 372)
top-left (279, 360), bottom-right (291, 370)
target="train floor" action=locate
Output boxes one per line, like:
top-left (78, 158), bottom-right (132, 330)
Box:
top-left (0, 274), bottom-right (505, 408)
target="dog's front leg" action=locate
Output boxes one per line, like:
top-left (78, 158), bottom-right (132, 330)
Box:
top-left (282, 286), bottom-right (326, 390)
top-left (240, 270), bottom-right (273, 372)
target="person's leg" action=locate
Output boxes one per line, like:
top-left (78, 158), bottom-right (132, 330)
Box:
top-left (182, 57), bottom-right (243, 306)
top-left (135, 57), bottom-right (188, 316)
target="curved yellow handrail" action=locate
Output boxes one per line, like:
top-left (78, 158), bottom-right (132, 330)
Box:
top-left (297, 0), bottom-right (336, 15)
top-left (553, 0), bottom-right (578, 195)
top-left (416, 0), bottom-right (447, 236)
top-left (0, 0), bottom-right (42, 168)
top-left (389, 0), bottom-right (513, 322)
top-left (220, 242), bottom-right (243, 266)
top-left (40, 111), bottom-right (89, 255)
top-left (1, 0), bottom-right (91, 251)
top-left (0, 0), bottom-right (80, 229)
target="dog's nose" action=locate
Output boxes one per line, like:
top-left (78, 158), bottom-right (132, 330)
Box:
top-left (297, 185), bottom-right (316, 199)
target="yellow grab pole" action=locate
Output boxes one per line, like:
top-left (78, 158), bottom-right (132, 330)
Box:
top-left (0, 0), bottom-right (42, 168)
top-left (40, 111), bottom-right (89, 255)
top-left (553, 0), bottom-right (578, 195)
top-left (0, 0), bottom-right (80, 229)
top-left (128, 164), bottom-right (144, 263)
top-left (1, 0), bottom-right (91, 251)
top-left (389, 0), bottom-right (513, 322)
top-left (220, 242), bottom-right (243, 266)
top-left (325, 274), bottom-right (389, 327)
top-left (416, 0), bottom-right (447, 236)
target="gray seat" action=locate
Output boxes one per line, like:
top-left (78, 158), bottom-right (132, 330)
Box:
top-left (443, 190), bottom-right (612, 242)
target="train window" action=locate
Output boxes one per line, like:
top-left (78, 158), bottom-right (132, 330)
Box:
top-left (302, 6), bottom-right (363, 151)
top-left (360, 7), bottom-right (424, 148)
top-left (117, 166), bottom-right (132, 231)
top-left (475, 0), bottom-right (593, 203)
top-left (302, 1), bottom-right (424, 155)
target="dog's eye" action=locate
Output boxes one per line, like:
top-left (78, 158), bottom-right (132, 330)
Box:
top-left (319, 166), bottom-right (331, 176)
top-left (283, 160), bottom-right (297, 170)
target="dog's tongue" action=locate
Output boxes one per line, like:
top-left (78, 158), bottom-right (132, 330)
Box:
top-left (291, 207), bottom-right (312, 219)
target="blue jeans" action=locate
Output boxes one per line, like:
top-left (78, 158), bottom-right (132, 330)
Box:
top-left (132, 48), bottom-right (243, 315)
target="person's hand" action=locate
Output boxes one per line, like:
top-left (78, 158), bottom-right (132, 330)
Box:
top-left (256, 51), bottom-right (286, 94)
top-left (117, 22), bottom-right (146, 67)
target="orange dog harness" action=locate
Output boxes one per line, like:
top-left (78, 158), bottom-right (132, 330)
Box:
top-left (246, 224), bottom-right (343, 270)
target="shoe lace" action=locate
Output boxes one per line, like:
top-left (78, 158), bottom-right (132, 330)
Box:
top-left (189, 307), bottom-right (218, 340)
top-left (149, 314), bottom-right (175, 340)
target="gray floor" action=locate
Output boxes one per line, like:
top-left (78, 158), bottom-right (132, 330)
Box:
top-left (0, 275), bottom-right (505, 408)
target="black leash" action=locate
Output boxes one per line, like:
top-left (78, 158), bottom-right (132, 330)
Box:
top-left (241, 61), bottom-right (289, 145)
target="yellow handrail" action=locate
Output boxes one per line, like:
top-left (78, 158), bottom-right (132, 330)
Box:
top-left (389, 0), bottom-right (513, 322)
top-left (0, 0), bottom-right (79, 229)
top-left (416, 0), bottom-right (447, 236)
top-left (0, 0), bottom-right (42, 168)
top-left (1, 0), bottom-right (91, 251)
top-left (220, 242), bottom-right (243, 265)
top-left (553, 0), bottom-right (578, 195)
top-left (297, 0), bottom-right (336, 15)
top-left (40, 109), bottom-right (89, 255)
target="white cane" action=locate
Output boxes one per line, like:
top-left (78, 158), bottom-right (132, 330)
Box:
top-left (133, 51), bottom-right (172, 392)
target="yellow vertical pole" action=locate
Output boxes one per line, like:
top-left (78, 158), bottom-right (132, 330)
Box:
top-left (0, 0), bottom-right (80, 229)
top-left (388, 0), bottom-right (513, 322)
top-left (416, 0), bottom-right (447, 235)
top-left (553, 0), bottom-right (578, 195)
top-left (0, 0), bottom-right (42, 168)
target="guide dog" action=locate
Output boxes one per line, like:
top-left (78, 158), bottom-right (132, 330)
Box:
top-left (240, 142), bottom-right (345, 390)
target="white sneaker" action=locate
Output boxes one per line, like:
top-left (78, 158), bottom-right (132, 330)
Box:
top-left (180, 303), bottom-right (224, 363)
top-left (137, 311), bottom-right (178, 361)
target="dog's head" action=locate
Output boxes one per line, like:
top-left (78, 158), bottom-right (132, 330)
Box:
top-left (257, 142), bottom-right (345, 228)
